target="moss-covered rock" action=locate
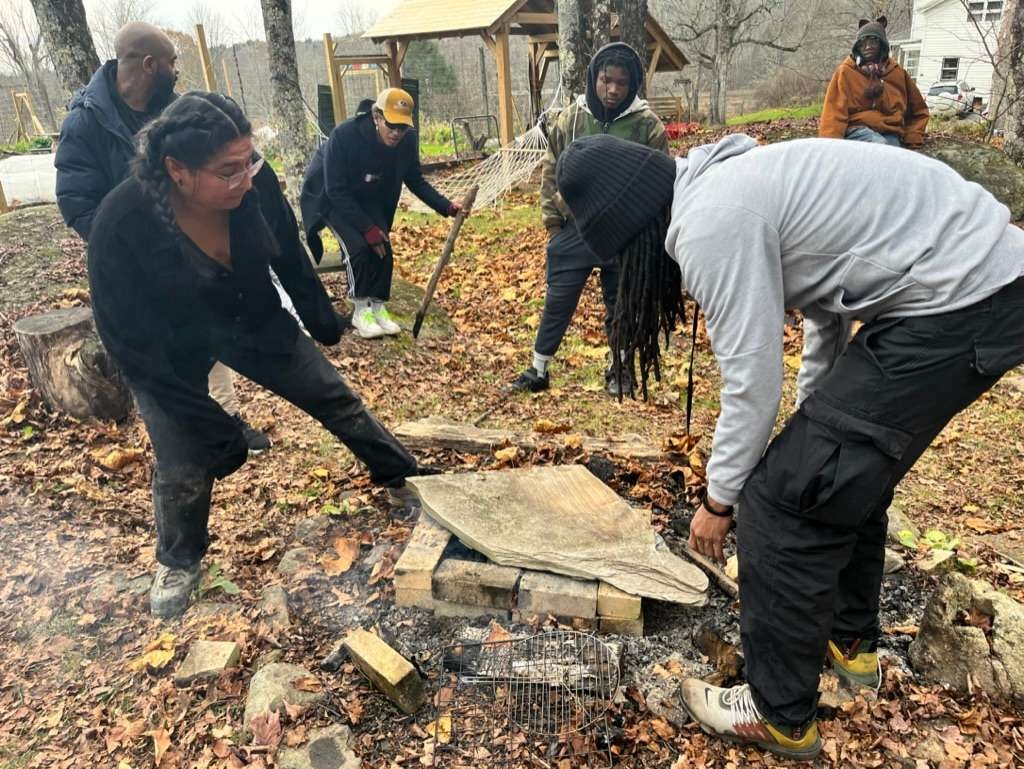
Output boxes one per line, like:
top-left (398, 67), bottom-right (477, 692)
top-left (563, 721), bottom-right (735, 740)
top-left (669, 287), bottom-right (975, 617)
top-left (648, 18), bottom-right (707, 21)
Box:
top-left (920, 138), bottom-right (1024, 220)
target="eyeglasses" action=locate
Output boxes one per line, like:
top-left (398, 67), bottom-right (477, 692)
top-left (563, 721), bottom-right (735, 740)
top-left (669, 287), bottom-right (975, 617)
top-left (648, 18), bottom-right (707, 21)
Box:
top-left (207, 156), bottom-right (264, 189)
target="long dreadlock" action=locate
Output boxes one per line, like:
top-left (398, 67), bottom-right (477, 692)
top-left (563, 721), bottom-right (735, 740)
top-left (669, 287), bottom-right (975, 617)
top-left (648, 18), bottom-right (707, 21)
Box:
top-left (610, 210), bottom-right (687, 401)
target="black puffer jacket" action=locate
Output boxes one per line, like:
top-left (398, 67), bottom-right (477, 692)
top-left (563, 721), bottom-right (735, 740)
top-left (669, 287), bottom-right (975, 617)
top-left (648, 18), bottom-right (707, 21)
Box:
top-left (88, 164), bottom-right (342, 477)
top-left (300, 102), bottom-right (452, 262)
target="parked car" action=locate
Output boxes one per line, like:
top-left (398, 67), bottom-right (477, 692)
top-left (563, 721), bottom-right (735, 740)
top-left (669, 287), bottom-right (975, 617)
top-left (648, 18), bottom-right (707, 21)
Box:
top-left (925, 81), bottom-right (979, 118)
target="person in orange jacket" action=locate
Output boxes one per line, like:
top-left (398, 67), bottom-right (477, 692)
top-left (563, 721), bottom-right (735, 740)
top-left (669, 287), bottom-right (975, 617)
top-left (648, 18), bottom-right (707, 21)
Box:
top-left (819, 16), bottom-right (929, 147)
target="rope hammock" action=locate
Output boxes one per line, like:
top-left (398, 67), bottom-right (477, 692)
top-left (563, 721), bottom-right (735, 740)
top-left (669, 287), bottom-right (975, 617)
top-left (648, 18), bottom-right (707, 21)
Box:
top-left (408, 86), bottom-right (564, 213)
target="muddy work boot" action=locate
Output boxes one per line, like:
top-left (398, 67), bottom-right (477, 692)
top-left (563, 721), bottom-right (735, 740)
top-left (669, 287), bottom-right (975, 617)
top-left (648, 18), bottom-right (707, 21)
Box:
top-left (150, 562), bottom-right (203, 618)
top-left (826, 638), bottom-right (881, 691)
top-left (678, 680), bottom-right (821, 761)
top-left (387, 483), bottom-right (421, 512)
top-left (509, 366), bottom-right (549, 393)
top-left (605, 363), bottom-right (634, 397)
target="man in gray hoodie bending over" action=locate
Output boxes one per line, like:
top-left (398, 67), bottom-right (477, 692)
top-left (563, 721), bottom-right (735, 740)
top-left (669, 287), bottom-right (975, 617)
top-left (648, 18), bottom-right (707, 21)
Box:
top-left (556, 133), bottom-right (1024, 761)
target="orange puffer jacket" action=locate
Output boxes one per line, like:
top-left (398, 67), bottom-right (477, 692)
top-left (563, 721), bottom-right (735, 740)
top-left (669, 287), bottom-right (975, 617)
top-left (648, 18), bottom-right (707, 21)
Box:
top-left (819, 57), bottom-right (929, 146)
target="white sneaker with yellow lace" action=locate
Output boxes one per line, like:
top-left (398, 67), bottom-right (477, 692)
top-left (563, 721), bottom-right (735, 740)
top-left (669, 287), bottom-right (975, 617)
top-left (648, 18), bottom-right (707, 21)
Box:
top-left (353, 307), bottom-right (386, 339)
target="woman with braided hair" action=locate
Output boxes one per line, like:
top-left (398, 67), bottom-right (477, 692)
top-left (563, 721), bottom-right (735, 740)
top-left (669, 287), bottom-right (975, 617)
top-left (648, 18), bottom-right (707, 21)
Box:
top-left (556, 133), bottom-right (1024, 760)
top-left (88, 91), bottom-right (422, 618)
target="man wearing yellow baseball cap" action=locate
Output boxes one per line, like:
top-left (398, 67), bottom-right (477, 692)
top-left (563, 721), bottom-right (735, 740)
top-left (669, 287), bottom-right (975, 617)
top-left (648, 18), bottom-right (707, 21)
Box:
top-left (301, 87), bottom-right (464, 338)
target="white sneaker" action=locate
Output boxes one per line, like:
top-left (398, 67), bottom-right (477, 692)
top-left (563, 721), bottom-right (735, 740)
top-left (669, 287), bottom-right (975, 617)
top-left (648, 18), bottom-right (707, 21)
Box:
top-left (373, 305), bottom-right (401, 335)
top-left (353, 307), bottom-right (386, 338)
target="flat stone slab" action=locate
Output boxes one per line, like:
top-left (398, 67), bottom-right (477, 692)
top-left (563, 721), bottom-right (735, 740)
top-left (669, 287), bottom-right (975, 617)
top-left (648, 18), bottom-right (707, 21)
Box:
top-left (408, 466), bottom-right (708, 605)
top-left (244, 663), bottom-right (326, 730)
top-left (277, 724), bottom-right (360, 769)
top-left (174, 640), bottom-right (241, 686)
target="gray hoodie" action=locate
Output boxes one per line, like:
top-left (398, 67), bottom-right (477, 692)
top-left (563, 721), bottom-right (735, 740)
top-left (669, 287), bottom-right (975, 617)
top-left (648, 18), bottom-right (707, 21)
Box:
top-left (665, 135), bottom-right (1024, 506)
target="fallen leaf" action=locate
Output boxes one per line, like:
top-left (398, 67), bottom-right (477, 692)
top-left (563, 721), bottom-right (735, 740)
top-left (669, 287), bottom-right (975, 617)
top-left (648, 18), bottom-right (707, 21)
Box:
top-left (291, 676), bottom-right (323, 693)
top-left (212, 738), bottom-right (232, 758)
top-left (147, 728), bottom-right (171, 765)
top-left (426, 714), bottom-right (452, 744)
top-left (533, 418), bottom-right (568, 434)
top-left (494, 446), bottom-right (518, 463)
top-left (322, 537), bottom-right (359, 575)
top-left (963, 516), bottom-right (1000, 534)
top-left (130, 632), bottom-right (176, 670)
top-left (649, 717), bottom-right (676, 740)
top-left (249, 710), bottom-right (283, 748)
top-left (91, 446), bottom-right (145, 471)
top-left (484, 620), bottom-right (513, 645)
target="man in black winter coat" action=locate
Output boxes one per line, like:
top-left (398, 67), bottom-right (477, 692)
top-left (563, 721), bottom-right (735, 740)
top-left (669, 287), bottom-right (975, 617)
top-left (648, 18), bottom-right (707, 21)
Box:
top-left (54, 21), bottom-right (271, 451)
top-left (301, 88), bottom-right (462, 339)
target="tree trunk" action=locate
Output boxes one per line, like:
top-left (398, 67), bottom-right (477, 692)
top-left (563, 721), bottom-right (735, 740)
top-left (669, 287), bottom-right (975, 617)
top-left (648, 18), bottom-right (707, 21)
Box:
top-left (1006, 0), bottom-right (1024, 164)
top-left (259, 0), bottom-right (312, 200)
top-left (615, 0), bottom-right (648, 75)
top-left (28, 0), bottom-right (99, 95)
top-left (14, 307), bottom-right (132, 422)
top-left (558, 0), bottom-right (588, 99)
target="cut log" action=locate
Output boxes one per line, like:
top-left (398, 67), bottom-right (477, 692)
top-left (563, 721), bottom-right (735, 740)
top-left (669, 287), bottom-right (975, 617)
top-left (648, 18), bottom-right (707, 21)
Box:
top-left (13, 307), bottom-right (131, 422)
top-left (394, 417), bottom-right (665, 461)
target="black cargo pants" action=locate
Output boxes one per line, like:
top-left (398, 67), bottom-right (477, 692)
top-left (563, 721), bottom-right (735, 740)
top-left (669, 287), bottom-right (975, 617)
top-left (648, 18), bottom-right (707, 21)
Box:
top-left (135, 331), bottom-right (416, 569)
top-left (738, 277), bottom-right (1024, 728)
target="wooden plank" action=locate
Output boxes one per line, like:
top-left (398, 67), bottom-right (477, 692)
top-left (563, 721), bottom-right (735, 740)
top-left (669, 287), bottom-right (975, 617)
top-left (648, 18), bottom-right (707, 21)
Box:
top-left (646, 42), bottom-right (662, 87)
top-left (494, 24), bottom-right (514, 145)
top-left (332, 54), bottom-right (392, 66)
top-left (221, 59), bottom-right (233, 97)
top-left (479, 31), bottom-right (496, 55)
top-left (323, 34), bottom-right (346, 124)
top-left (0, 178), bottom-right (9, 214)
top-left (393, 418), bottom-right (668, 461)
top-left (195, 24), bottom-right (217, 91)
top-left (366, 0), bottom-right (522, 40)
top-left (513, 11), bottom-right (557, 24)
top-left (385, 40), bottom-right (403, 87)
top-left (527, 32), bottom-right (559, 44)
top-left (396, 41), bottom-right (410, 69)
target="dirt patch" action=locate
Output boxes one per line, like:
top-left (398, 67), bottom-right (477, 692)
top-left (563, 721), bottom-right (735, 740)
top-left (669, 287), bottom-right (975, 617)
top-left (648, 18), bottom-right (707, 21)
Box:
top-left (0, 205), bottom-right (85, 313)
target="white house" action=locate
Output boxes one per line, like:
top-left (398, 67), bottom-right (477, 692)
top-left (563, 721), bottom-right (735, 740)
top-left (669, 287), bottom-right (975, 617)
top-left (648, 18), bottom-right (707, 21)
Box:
top-left (889, 0), bottom-right (1005, 101)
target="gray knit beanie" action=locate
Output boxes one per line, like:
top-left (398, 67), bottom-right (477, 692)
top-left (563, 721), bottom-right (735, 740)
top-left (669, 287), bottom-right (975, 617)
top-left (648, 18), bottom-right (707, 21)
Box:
top-left (556, 134), bottom-right (676, 262)
top-left (854, 17), bottom-right (890, 59)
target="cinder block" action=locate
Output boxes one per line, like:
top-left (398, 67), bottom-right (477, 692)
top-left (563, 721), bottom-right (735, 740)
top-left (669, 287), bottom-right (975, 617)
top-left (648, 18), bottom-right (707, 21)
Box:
top-left (597, 583), bottom-right (642, 620)
top-left (518, 571), bottom-right (597, 619)
top-left (599, 615), bottom-right (644, 637)
top-left (394, 514), bottom-right (451, 592)
top-left (343, 629), bottom-right (426, 714)
top-left (433, 600), bottom-right (512, 620)
top-left (433, 559), bottom-right (520, 609)
top-left (174, 640), bottom-right (241, 686)
top-left (395, 586), bottom-right (435, 610)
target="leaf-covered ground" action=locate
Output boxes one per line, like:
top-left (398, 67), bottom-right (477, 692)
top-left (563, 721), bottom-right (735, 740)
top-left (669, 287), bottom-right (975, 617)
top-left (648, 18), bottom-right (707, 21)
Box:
top-left (1, 123), bottom-right (1023, 769)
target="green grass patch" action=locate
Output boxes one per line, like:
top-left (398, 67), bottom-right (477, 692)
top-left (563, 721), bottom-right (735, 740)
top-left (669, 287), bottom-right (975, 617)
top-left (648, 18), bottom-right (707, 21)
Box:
top-left (726, 104), bottom-right (821, 125)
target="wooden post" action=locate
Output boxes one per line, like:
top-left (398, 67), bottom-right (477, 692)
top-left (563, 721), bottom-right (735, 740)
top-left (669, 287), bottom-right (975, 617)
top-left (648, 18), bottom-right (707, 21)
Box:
top-left (12, 90), bottom-right (27, 141)
top-left (646, 42), bottom-right (662, 92)
top-left (195, 24), bottom-right (217, 91)
top-left (221, 59), bottom-right (234, 97)
top-left (0, 178), bottom-right (9, 214)
top-left (494, 24), bottom-right (514, 145)
top-left (527, 44), bottom-right (541, 122)
top-left (385, 40), bottom-right (402, 87)
top-left (323, 33), bottom-right (345, 124)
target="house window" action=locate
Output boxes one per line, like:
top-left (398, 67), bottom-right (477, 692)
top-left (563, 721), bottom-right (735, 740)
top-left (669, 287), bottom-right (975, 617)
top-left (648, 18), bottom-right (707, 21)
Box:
top-left (940, 57), bottom-right (960, 81)
top-left (902, 50), bottom-right (920, 79)
top-left (967, 0), bottom-right (1003, 22)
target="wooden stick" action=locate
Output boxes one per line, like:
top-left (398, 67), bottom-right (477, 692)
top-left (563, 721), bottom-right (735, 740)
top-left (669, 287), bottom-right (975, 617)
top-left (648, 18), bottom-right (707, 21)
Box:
top-left (683, 545), bottom-right (739, 598)
top-left (412, 185), bottom-right (478, 338)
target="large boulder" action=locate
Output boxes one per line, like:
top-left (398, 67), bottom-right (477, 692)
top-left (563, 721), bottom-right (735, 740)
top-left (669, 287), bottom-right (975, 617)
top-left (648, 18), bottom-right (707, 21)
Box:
top-left (920, 138), bottom-right (1024, 220)
top-left (909, 573), bottom-right (1024, 706)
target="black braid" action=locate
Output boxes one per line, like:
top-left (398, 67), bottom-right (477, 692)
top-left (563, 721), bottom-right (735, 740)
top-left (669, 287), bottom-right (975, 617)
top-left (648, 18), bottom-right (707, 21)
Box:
top-left (610, 211), bottom-right (687, 401)
top-left (131, 91), bottom-right (252, 235)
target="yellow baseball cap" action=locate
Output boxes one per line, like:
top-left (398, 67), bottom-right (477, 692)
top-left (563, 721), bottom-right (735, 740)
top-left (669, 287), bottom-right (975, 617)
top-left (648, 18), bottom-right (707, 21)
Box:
top-left (375, 88), bottom-right (415, 126)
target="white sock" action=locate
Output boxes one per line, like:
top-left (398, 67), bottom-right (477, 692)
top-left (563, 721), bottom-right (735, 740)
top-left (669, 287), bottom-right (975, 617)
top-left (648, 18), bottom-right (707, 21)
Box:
top-left (353, 297), bottom-right (371, 313)
top-left (532, 352), bottom-right (552, 376)
top-left (371, 301), bottom-right (385, 313)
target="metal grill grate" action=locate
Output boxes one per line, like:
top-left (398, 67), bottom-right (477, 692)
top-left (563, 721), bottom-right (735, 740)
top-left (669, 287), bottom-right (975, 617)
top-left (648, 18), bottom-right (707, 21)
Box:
top-left (425, 629), bottom-right (620, 768)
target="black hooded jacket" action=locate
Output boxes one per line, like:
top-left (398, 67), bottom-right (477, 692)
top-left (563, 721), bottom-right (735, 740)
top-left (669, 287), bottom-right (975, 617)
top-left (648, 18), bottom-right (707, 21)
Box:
top-left (55, 60), bottom-right (174, 240)
top-left (300, 99), bottom-right (452, 263)
top-left (585, 42), bottom-right (645, 124)
top-left (88, 164), bottom-right (342, 478)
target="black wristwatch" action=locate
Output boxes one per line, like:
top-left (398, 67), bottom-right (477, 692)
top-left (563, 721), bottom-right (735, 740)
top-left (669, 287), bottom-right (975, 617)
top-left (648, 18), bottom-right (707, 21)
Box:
top-left (700, 489), bottom-right (735, 517)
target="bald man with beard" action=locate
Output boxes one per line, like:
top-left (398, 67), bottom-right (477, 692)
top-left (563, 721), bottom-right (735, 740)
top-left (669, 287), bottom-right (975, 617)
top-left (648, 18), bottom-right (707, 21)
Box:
top-left (55, 22), bottom-right (273, 453)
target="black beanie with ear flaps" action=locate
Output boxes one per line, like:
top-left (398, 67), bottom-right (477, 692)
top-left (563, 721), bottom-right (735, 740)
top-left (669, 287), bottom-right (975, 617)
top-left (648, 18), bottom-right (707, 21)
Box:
top-left (556, 134), bottom-right (676, 262)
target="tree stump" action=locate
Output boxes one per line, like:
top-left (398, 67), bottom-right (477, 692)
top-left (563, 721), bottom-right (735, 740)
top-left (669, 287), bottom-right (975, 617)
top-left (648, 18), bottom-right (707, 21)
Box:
top-left (13, 306), bottom-right (131, 422)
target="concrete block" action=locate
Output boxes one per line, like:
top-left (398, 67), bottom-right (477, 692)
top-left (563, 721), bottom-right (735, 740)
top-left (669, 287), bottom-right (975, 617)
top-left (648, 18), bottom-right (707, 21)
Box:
top-left (434, 600), bottom-right (512, 620)
top-left (518, 571), bottom-right (597, 619)
top-left (597, 583), bottom-right (641, 620)
top-left (395, 586), bottom-right (435, 610)
top-left (600, 615), bottom-right (644, 637)
top-left (394, 515), bottom-right (451, 592)
top-left (432, 559), bottom-right (520, 609)
top-left (174, 640), bottom-right (241, 686)
top-left (343, 629), bottom-right (426, 715)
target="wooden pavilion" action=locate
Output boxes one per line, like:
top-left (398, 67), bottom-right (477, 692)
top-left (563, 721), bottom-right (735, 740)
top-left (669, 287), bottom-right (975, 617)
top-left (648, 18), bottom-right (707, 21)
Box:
top-left (352, 0), bottom-right (688, 145)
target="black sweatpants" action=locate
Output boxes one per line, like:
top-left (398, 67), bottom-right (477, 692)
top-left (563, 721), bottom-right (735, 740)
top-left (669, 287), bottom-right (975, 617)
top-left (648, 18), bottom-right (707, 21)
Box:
top-left (533, 222), bottom-right (619, 357)
top-left (738, 277), bottom-right (1024, 727)
top-left (135, 331), bottom-right (417, 569)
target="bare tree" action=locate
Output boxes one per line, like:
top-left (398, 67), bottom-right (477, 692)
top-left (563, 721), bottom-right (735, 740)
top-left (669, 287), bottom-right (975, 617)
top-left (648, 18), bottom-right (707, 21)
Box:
top-left (337, 5), bottom-right (379, 36)
top-left (666, 0), bottom-right (807, 123)
top-left (260, 0), bottom-right (312, 197)
top-left (88, 0), bottom-right (157, 59)
top-left (558, 0), bottom-right (613, 98)
top-left (28, 0), bottom-right (100, 93)
top-left (0, 0), bottom-right (57, 130)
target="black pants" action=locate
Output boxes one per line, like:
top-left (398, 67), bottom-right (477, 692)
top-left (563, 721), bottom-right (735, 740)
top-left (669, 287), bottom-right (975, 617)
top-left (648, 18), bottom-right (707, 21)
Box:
top-left (135, 332), bottom-right (417, 569)
top-left (534, 222), bottom-right (619, 357)
top-left (345, 237), bottom-right (393, 301)
top-left (738, 277), bottom-right (1024, 727)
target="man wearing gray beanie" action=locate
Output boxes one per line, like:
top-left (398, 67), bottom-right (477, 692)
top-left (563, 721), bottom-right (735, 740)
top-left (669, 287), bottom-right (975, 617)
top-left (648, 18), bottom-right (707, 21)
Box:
top-left (557, 132), bottom-right (1024, 760)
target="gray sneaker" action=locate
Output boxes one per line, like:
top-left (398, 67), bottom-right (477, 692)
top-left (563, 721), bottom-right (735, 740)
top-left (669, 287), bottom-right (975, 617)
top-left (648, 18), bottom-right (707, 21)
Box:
top-left (387, 484), bottom-right (421, 511)
top-left (150, 562), bottom-right (203, 618)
